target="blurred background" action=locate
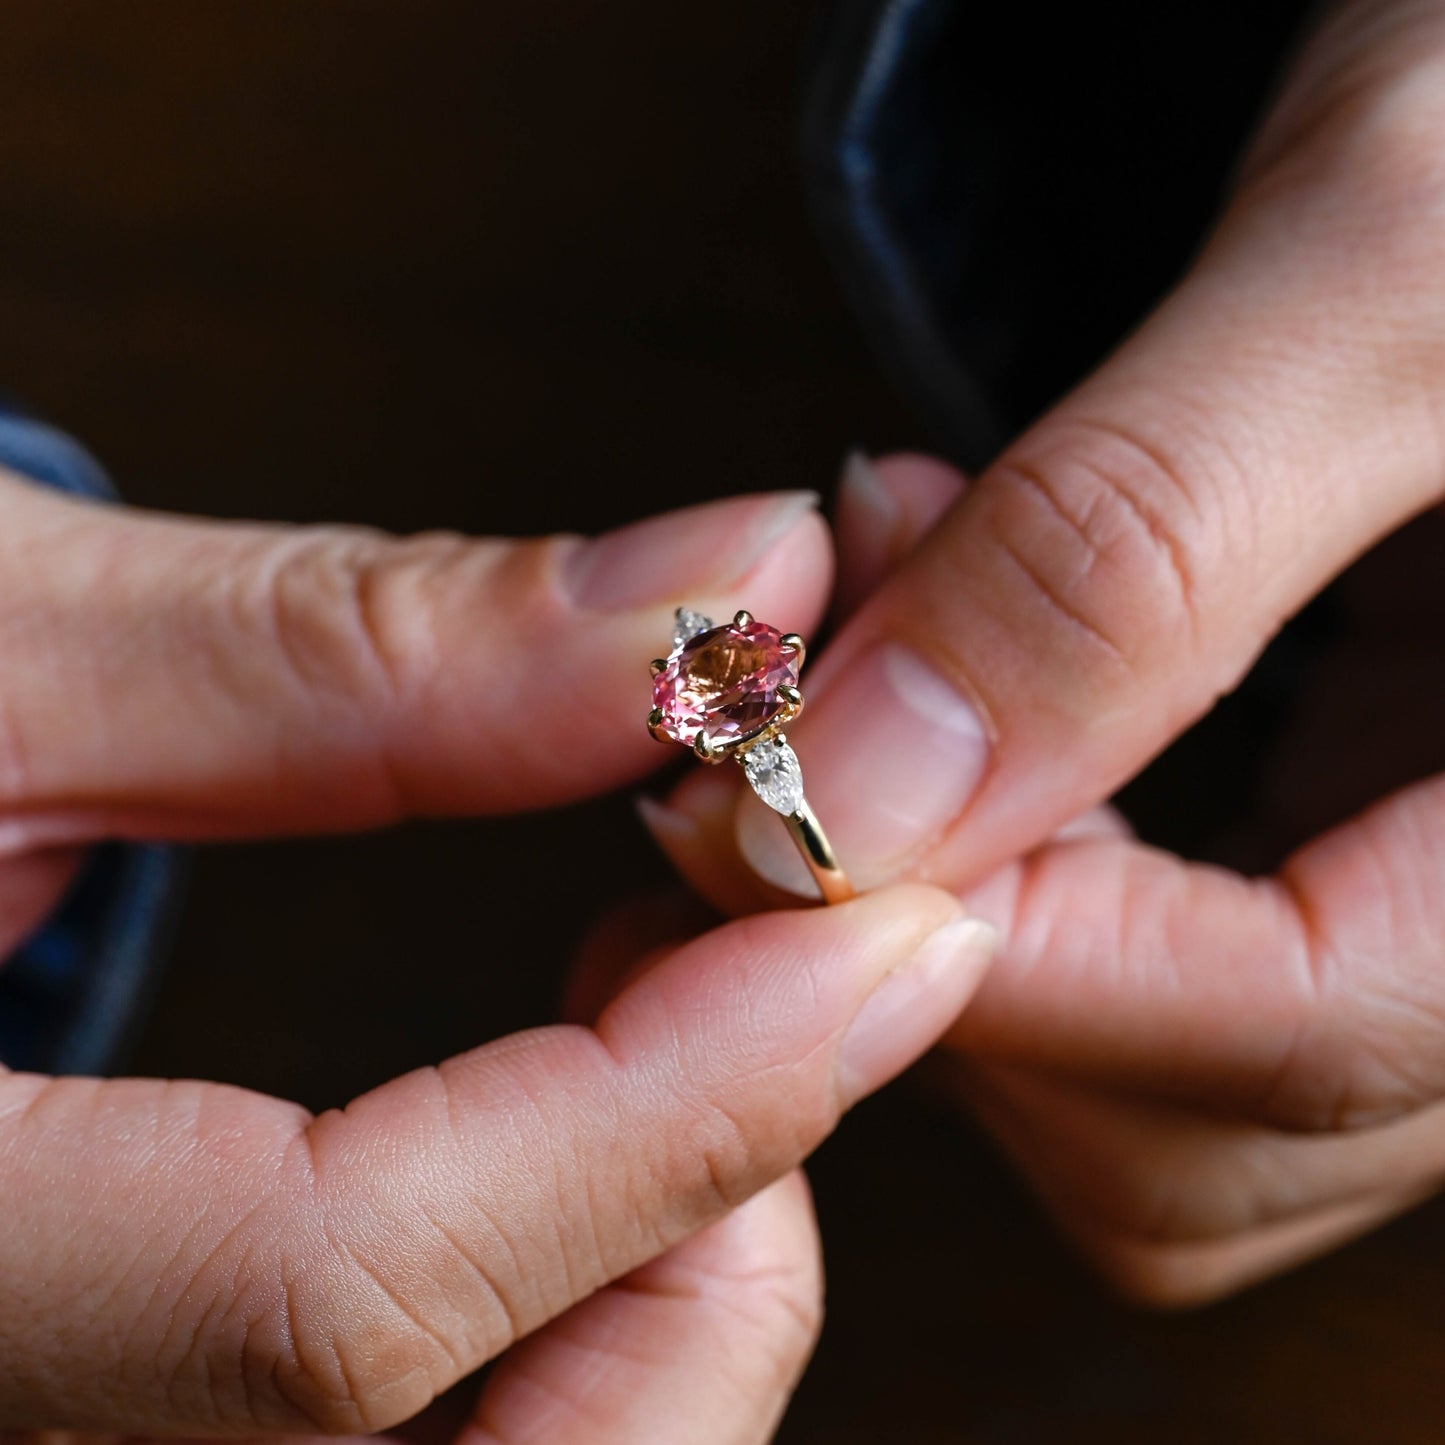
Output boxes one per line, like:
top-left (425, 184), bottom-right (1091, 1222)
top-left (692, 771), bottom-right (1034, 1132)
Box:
top-left (1, 2), bottom-right (1442, 1440)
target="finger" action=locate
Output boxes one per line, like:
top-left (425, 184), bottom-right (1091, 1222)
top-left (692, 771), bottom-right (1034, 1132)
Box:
top-left (639, 775), bottom-right (1131, 919)
top-left (464, 1171), bottom-right (821, 1445)
top-left (698, 5), bottom-right (1445, 897)
top-left (642, 451), bottom-right (963, 906)
top-left (1054, 1178), bottom-right (1432, 1310)
top-left (0, 477), bottom-right (830, 847)
top-left (560, 888), bottom-right (716, 1026)
top-left (960, 1061), bottom-right (1445, 1246)
top-left (638, 784), bottom-right (806, 916)
top-left (832, 451), bottom-right (966, 620)
top-left (946, 771), bottom-right (1445, 1132)
top-left (0, 884), bottom-right (990, 1434)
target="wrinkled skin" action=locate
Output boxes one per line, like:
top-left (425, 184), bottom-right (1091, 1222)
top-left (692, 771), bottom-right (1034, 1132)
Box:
top-left (650, 0), bottom-right (1445, 1310)
top-left (0, 480), bottom-right (996, 1438)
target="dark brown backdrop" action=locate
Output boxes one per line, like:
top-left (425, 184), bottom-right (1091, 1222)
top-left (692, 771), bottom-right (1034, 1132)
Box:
top-left (1, 4), bottom-right (1442, 1441)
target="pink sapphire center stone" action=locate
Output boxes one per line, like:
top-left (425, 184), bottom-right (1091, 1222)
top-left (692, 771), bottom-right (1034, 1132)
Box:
top-left (653, 621), bottom-right (801, 747)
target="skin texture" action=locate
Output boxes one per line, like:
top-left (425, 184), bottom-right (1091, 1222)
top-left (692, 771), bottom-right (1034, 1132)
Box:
top-left (650, 0), bottom-right (1445, 1309)
top-left (0, 478), bottom-right (1004, 1438)
top-left (9, 0), bottom-right (1445, 1434)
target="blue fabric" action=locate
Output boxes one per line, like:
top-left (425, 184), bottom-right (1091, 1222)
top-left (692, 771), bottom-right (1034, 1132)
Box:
top-left (0, 399), bottom-right (188, 1075)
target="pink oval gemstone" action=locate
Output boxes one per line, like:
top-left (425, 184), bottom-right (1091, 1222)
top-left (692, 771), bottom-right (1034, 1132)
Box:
top-left (653, 621), bottom-right (801, 747)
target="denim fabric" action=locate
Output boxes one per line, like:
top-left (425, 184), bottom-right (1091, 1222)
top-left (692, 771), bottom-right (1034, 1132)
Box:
top-left (0, 398), bottom-right (188, 1075)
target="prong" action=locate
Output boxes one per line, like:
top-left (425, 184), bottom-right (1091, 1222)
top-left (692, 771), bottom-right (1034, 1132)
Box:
top-left (650, 658), bottom-right (668, 676)
top-left (694, 732), bottom-right (723, 763)
top-left (778, 684), bottom-right (803, 722)
top-left (780, 633), bottom-right (806, 667)
top-left (733, 609), bottom-right (754, 628)
top-left (647, 706), bottom-right (668, 741)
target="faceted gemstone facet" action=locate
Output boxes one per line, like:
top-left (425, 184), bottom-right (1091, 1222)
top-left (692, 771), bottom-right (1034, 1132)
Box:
top-left (652, 621), bottom-right (801, 748)
top-left (741, 737), bottom-right (804, 814)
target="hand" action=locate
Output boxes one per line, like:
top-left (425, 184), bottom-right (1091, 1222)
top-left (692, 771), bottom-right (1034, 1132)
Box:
top-left (0, 473), bottom-right (998, 1435)
top-left (646, 0), bottom-right (1445, 1306)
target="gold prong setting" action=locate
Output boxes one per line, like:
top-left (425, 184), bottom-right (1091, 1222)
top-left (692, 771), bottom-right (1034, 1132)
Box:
top-left (648, 605), bottom-right (805, 762)
top-left (644, 606), bottom-right (852, 904)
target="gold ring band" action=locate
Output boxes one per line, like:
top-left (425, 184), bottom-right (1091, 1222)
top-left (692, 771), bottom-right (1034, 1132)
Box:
top-left (647, 608), bottom-right (854, 905)
top-left (785, 800), bottom-right (855, 905)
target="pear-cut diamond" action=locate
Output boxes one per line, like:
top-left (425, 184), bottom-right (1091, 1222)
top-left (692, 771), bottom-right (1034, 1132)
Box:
top-left (741, 737), bottom-right (804, 815)
top-left (671, 608), bottom-right (714, 651)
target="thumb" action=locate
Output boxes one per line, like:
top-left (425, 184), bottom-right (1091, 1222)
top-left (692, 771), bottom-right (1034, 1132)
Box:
top-left (678, 2), bottom-right (1445, 897)
top-left (0, 884), bottom-right (989, 1432)
top-left (0, 475), bottom-right (828, 847)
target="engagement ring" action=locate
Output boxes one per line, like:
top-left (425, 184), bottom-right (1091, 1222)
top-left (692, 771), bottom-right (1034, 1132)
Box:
top-left (648, 608), bottom-right (853, 904)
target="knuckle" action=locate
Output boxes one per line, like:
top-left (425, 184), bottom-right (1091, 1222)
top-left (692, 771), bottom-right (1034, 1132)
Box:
top-left (154, 1160), bottom-right (450, 1432)
top-left (263, 1230), bottom-right (459, 1433)
top-left (238, 526), bottom-right (463, 713)
top-left (1260, 850), bottom-right (1445, 1131)
top-left (983, 419), bottom-right (1217, 686)
top-left (683, 1098), bottom-right (768, 1216)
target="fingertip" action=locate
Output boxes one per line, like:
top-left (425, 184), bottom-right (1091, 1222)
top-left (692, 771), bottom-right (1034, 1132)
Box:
top-left (834, 449), bottom-right (968, 618)
top-left (727, 495), bottom-right (834, 642)
top-left (830, 888), bottom-right (995, 1109)
top-left (638, 784), bottom-right (787, 915)
top-left (872, 451), bottom-right (970, 522)
top-left (563, 887), bottom-right (715, 1024)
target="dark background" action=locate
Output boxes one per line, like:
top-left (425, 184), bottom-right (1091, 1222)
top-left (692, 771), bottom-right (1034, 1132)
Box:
top-left (1, 3), bottom-right (1443, 1440)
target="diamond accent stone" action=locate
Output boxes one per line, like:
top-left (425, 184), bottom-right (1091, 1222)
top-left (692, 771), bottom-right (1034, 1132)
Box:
top-left (741, 737), bottom-right (804, 815)
top-left (671, 608), bottom-right (714, 651)
top-left (652, 620), bottom-right (801, 748)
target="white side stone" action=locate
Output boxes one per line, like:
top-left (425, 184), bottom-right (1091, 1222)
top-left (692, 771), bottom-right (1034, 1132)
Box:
top-left (741, 737), bottom-right (804, 815)
top-left (671, 607), bottom-right (714, 651)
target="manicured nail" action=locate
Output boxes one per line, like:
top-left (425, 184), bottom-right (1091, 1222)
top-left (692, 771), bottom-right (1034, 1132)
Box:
top-left (738, 642), bottom-right (990, 893)
top-left (836, 916), bottom-right (997, 1108)
top-left (564, 491), bottom-right (820, 611)
top-left (636, 793), bottom-right (701, 851)
top-left (833, 451), bottom-right (901, 613)
top-left (838, 449), bottom-right (897, 532)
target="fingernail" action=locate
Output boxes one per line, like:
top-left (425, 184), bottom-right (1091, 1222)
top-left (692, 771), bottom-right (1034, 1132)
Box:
top-left (738, 642), bottom-right (990, 892)
top-left (833, 451), bottom-right (901, 612)
top-left (564, 490), bottom-right (820, 612)
top-left (636, 793), bottom-right (701, 851)
top-left (836, 916), bottom-right (997, 1108)
top-left (838, 449), bottom-right (897, 532)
